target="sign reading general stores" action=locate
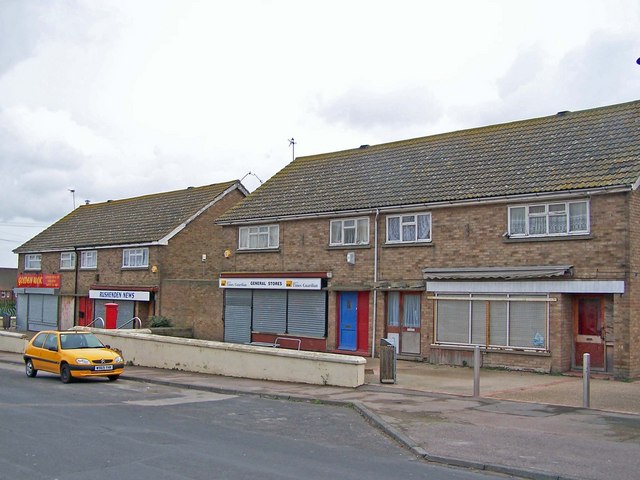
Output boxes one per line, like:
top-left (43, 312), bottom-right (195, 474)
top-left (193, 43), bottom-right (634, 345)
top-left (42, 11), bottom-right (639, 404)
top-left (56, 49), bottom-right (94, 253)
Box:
top-left (219, 277), bottom-right (322, 290)
top-left (17, 274), bottom-right (61, 289)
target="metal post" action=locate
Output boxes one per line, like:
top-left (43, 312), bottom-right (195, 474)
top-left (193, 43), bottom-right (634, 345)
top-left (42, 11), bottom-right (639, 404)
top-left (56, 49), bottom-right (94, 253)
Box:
top-left (473, 345), bottom-right (481, 397)
top-left (583, 353), bottom-right (591, 408)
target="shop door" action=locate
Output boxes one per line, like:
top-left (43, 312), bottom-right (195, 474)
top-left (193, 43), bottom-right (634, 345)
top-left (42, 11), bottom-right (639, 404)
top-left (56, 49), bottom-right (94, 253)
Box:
top-left (574, 296), bottom-right (605, 369)
top-left (387, 292), bottom-right (421, 355)
top-left (339, 292), bottom-right (357, 351)
top-left (78, 297), bottom-right (93, 327)
top-left (224, 289), bottom-right (252, 344)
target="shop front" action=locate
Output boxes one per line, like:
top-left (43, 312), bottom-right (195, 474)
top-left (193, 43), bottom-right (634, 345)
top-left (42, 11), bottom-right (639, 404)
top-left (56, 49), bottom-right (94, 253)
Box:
top-left (14, 274), bottom-right (61, 331)
top-left (220, 273), bottom-right (329, 350)
top-left (83, 287), bottom-right (155, 329)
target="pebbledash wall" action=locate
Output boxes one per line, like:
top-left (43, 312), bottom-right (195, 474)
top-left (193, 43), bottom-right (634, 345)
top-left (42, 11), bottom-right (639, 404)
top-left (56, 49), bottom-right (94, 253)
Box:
top-left (219, 190), bottom-right (637, 378)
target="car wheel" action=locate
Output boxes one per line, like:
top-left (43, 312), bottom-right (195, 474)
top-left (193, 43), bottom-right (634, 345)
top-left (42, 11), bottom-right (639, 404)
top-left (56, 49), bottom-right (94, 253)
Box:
top-left (25, 359), bottom-right (38, 378)
top-left (107, 375), bottom-right (119, 382)
top-left (60, 363), bottom-right (73, 383)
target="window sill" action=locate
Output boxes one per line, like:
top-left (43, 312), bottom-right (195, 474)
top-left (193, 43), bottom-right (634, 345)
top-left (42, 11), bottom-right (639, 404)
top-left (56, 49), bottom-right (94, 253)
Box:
top-left (503, 234), bottom-right (592, 243)
top-left (383, 242), bottom-right (434, 248)
top-left (431, 344), bottom-right (550, 356)
top-left (326, 244), bottom-right (371, 251)
top-left (121, 266), bottom-right (149, 270)
top-left (236, 248), bottom-right (281, 254)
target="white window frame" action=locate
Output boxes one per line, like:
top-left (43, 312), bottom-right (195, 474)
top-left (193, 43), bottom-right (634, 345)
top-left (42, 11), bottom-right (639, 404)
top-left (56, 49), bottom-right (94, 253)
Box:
top-left (386, 213), bottom-right (432, 244)
top-left (508, 200), bottom-right (589, 237)
top-left (330, 217), bottom-right (369, 246)
top-left (25, 254), bottom-right (42, 271)
top-left (122, 248), bottom-right (149, 268)
top-left (60, 252), bottom-right (76, 270)
top-left (80, 250), bottom-right (97, 269)
top-left (238, 225), bottom-right (279, 250)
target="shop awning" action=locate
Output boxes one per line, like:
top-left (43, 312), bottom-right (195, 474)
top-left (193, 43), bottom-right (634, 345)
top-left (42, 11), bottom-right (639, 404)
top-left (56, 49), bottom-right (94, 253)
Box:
top-left (422, 265), bottom-right (573, 280)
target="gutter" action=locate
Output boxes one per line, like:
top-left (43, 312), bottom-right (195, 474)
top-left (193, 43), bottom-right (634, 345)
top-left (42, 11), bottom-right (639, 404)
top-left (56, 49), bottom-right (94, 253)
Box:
top-left (215, 184), bottom-right (632, 226)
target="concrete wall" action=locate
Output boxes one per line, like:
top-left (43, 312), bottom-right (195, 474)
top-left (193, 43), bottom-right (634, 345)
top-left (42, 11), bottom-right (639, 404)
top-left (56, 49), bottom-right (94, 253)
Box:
top-left (85, 328), bottom-right (366, 387)
top-left (0, 331), bottom-right (27, 353)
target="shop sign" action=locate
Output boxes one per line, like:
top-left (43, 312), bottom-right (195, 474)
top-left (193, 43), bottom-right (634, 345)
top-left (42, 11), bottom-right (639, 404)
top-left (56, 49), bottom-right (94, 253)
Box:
top-left (89, 289), bottom-right (150, 301)
top-left (219, 277), bottom-right (321, 290)
top-left (17, 273), bottom-right (61, 288)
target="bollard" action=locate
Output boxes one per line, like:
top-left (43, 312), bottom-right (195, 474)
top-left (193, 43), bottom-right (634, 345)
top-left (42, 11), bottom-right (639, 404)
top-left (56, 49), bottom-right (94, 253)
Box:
top-left (473, 345), bottom-right (481, 397)
top-left (583, 353), bottom-right (590, 408)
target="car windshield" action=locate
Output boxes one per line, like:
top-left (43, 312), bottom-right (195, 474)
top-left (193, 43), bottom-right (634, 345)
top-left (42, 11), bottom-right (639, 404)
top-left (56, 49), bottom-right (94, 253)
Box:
top-left (60, 333), bottom-right (104, 350)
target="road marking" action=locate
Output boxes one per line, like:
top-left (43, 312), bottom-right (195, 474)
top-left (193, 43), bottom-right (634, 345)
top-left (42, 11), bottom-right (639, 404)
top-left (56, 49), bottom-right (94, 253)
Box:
top-left (124, 390), bottom-right (237, 406)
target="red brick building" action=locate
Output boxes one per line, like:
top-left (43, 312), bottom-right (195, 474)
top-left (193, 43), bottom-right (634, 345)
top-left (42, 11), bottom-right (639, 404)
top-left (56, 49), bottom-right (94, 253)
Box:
top-left (13, 181), bottom-right (246, 339)
top-left (216, 101), bottom-right (640, 378)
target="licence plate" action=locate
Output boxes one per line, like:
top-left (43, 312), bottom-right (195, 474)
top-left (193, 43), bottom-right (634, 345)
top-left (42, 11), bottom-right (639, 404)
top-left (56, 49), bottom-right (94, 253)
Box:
top-left (94, 365), bottom-right (113, 371)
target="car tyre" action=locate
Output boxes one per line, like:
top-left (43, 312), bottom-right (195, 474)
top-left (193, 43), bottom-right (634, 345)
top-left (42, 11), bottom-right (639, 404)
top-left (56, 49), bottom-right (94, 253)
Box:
top-left (25, 359), bottom-right (38, 378)
top-left (60, 363), bottom-right (73, 383)
top-left (107, 375), bottom-right (119, 382)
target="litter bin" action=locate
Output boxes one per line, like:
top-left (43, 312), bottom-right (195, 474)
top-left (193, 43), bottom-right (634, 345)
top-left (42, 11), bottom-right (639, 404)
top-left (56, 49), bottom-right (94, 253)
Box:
top-left (379, 338), bottom-right (396, 384)
top-left (2, 315), bottom-right (10, 330)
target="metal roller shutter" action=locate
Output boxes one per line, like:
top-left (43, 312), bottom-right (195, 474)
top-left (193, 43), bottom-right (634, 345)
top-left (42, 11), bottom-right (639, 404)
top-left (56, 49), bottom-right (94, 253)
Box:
top-left (27, 294), bottom-right (58, 331)
top-left (224, 289), bottom-right (252, 343)
top-left (94, 300), bottom-right (135, 329)
top-left (252, 290), bottom-right (286, 334)
top-left (287, 291), bottom-right (326, 337)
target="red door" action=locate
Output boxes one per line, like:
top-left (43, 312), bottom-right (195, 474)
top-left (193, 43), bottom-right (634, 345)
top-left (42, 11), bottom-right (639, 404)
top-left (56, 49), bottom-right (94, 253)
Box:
top-left (78, 297), bottom-right (93, 327)
top-left (574, 296), bottom-right (605, 369)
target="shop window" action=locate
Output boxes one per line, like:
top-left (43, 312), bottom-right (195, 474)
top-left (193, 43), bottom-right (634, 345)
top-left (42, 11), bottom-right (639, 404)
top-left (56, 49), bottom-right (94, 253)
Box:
top-left (435, 294), bottom-right (548, 350)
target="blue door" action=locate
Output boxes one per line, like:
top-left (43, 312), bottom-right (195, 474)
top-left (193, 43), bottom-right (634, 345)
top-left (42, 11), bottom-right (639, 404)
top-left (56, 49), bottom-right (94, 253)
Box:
top-left (339, 292), bottom-right (357, 351)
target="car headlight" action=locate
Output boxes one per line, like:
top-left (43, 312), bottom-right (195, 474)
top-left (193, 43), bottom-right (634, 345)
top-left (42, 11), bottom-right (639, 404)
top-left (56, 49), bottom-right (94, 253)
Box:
top-left (75, 358), bottom-right (90, 365)
top-left (115, 356), bottom-right (123, 363)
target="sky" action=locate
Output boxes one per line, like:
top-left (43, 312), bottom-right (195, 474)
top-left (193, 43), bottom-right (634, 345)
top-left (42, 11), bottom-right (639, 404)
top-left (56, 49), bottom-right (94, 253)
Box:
top-left (1, 0), bottom-right (639, 268)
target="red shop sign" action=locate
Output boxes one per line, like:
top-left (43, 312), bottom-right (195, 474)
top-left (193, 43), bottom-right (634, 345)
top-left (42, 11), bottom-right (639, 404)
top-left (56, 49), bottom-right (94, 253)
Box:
top-left (17, 274), bottom-right (61, 289)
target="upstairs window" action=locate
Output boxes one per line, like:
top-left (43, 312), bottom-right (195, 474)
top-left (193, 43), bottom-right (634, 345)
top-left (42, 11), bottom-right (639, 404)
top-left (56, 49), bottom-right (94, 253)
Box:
top-left (25, 254), bottom-right (41, 271)
top-left (60, 252), bottom-right (76, 270)
top-left (330, 218), bottom-right (369, 246)
top-left (123, 248), bottom-right (149, 268)
top-left (80, 250), bottom-right (97, 269)
top-left (238, 225), bottom-right (279, 250)
top-left (386, 213), bottom-right (431, 243)
top-left (508, 200), bottom-right (589, 237)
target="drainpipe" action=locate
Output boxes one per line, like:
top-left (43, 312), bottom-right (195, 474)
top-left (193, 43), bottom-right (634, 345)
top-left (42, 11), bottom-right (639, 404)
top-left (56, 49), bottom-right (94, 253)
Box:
top-left (73, 247), bottom-right (79, 326)
top-left (371, 208), bottom-right (380, 358)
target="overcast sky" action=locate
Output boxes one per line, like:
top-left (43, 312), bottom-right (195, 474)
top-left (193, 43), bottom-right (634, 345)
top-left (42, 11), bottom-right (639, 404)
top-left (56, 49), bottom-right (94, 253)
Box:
top-left (1, 0), bottom-right (639, 268)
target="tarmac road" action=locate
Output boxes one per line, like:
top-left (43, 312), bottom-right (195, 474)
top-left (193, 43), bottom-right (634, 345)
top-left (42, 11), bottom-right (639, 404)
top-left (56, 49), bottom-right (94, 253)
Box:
top-left (2, 351), bottom-right (639, 480)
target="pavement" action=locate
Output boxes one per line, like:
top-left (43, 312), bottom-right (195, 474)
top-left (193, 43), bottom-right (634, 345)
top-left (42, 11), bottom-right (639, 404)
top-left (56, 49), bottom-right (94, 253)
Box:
top-left (2, 351), bottom-right (639, 480)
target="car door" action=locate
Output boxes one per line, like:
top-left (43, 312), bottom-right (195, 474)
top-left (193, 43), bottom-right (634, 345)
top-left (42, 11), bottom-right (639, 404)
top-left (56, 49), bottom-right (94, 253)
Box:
top-left (39, 333), bottom-right (61, 373)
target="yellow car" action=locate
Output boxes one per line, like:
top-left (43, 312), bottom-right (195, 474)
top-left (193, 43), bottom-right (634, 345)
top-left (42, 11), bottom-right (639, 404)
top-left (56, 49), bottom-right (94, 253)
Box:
top-left (23, 330), bottom-right (124, 383)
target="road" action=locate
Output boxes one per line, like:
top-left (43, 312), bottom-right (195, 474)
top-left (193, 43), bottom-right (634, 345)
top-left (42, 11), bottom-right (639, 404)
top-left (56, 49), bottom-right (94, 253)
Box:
top-left (0, 363), bottom-right (510, 480)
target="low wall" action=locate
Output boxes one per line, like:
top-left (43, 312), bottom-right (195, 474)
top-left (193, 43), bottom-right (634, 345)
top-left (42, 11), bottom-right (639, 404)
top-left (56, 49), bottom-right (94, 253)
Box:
top-left (0, 331), bottom-right (27, 353)
top-left (80, 328), bottom-right (366, 387)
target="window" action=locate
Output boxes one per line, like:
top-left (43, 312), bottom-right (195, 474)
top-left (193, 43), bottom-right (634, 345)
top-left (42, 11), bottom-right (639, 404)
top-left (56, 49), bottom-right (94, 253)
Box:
top-left (508, 200), bottom-right (589, 237)
top-left (435, 294), bottom-right (548, 350)
top-left (80, 250), bottom-right (97, 269)
top-left (387, 213), bottom-right (431, 243)
top-left (123, 248), bottom-right (149, 268)
top-left (25, 254), bottom-right (41, 270)
top-left (60, 252), bottom-right (76, 270)
top-left (238, 225), bottom-right (279, 249)
top-left (330, 218), bottom-right (369, 246)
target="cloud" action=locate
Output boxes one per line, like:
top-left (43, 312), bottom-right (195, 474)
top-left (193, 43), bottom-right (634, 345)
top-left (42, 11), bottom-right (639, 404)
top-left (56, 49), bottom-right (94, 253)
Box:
top-left (312, 85), bottom-right (444, 133)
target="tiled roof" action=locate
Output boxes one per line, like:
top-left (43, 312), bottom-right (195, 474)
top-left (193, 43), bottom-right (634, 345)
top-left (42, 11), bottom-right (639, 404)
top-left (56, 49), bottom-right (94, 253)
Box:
top-left (218, 100), bottom-right (640, 223)
top-left (15, 181), bottom-right (241, 253)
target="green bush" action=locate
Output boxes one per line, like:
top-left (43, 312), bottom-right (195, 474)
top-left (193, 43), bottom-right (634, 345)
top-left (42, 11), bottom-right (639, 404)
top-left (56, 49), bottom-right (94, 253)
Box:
top-left (148, 315), bottom-right (173, 328)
